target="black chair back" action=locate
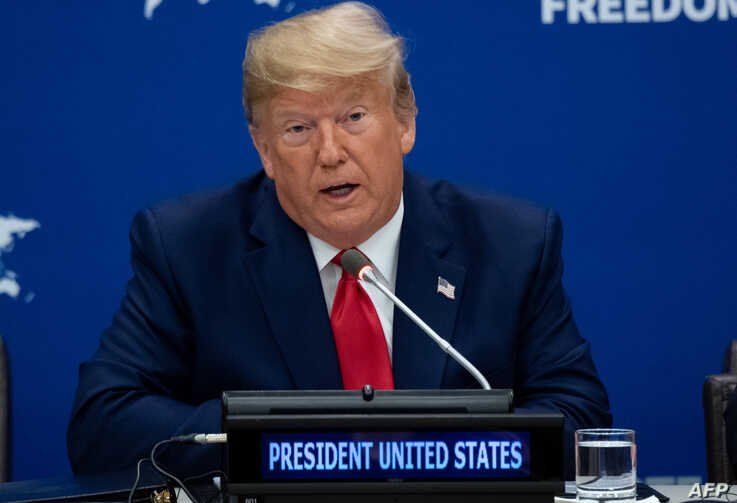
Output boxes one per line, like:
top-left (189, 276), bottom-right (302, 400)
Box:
top-left (704, 341), bottom-right (737, 483)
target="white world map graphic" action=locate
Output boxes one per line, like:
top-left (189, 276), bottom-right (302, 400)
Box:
top-left (144, 0), bottom-right (293, 20)
top-left (0, 215), bottom-right (40, 302)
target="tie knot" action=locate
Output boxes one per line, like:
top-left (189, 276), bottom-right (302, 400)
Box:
top-left (331, 249), bottom-right (348, 268)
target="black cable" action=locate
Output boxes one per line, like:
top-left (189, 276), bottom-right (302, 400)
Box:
top-left (128, 458), bottom-right (149, 503)
top-left (183, 468), bottom-right (228, 503)
top-left (150, 439), bottom-right (200, 503)
top-left (183, 469), bottom-right (228, 484)
top-left (128, 436), bottom-right (227, 503)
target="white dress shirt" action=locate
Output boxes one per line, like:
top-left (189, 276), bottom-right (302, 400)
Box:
top-left (307, 196), bottom-right (404, 361)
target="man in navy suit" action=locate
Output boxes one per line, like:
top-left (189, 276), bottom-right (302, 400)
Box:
top-left (68, 2), bottom-right (610, 476)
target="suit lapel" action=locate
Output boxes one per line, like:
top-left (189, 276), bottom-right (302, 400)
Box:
top-left (241, 181), bottom-right (342, 389)
top-left (392, 172), bottom-right (467, 389)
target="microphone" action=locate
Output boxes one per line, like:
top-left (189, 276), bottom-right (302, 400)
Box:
top-left (341, 249), bottom-right (491, 390)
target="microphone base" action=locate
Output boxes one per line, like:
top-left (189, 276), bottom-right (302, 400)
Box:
top-left (223, 388), bottom-right (513, 415)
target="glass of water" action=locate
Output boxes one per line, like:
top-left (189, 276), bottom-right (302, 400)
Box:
top-left (575, 429), bottom-right (636, 503)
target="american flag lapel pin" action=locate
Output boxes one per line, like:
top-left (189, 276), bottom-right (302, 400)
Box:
top-left (436, 276), bottom-right (456, 300)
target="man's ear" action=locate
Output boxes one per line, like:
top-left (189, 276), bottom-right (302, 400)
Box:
top-left (249, 125), bottom-right (275, 179)
top-left (399, 116), bottom-right (416, 155)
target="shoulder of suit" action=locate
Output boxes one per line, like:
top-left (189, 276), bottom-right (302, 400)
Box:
top-left (139, 170), bottom-right (268, 243)
top-left (408, 170), bottom-right (554, 244)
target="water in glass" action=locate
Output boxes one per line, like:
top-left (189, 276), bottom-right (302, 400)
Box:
top-left (576, 430), bottom-right (636, 503)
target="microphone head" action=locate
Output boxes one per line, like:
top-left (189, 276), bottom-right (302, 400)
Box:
top-left (341, 249), bottom-right (373, 279)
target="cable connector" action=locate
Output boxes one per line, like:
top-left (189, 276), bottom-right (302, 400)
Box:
top-left (169, 433), bottom-right (228, 444)
top-left (193, 433), bottom-right (228, 444)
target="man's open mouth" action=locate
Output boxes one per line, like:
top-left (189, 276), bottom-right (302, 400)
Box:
top-left (320, 183), bottom-right (359, 197)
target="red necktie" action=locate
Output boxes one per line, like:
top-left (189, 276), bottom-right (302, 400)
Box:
top-left (330, 250), bottom-right (394, 390)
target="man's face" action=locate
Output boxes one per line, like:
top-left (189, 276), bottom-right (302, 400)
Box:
top-left (249, 78), bottom-right (415, 249)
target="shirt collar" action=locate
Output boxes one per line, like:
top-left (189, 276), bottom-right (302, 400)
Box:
top-left (307, 195), bottom-right (404, 282)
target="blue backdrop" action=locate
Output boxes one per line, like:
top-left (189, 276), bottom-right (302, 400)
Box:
top-left (2, 0), bottom-right (735, 481)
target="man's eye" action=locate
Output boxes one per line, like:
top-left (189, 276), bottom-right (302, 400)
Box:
top-left (287, 125), bottom-right (306, 134)
top-left (347, 112), bottom-right (365, 122)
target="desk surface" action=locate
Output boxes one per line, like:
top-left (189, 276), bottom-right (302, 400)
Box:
top-left (0, 469), bottom-right (164, 503)
top-left (651, 485), bottom-right (691, 501)
top-left (650, 484), bottom-right (737, 502)
top-left (0, 478), bottom-right (725, 503)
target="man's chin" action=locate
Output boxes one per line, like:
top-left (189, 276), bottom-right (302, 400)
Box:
top-left (312, 222), bottom-right (375, 250)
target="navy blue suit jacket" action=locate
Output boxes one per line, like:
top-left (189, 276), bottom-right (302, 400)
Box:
top-left (68, 170), bottom-right (611, 476)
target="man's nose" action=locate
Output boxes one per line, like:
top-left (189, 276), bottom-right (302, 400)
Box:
top-left (316, 121), bottom-right (347, 168)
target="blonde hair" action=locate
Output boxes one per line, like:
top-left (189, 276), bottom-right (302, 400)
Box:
top-left (242, 2), bottom-right (417, 125)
